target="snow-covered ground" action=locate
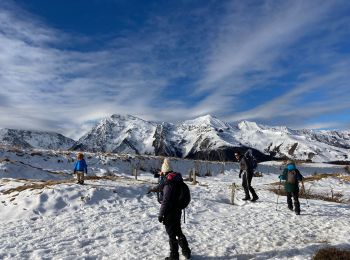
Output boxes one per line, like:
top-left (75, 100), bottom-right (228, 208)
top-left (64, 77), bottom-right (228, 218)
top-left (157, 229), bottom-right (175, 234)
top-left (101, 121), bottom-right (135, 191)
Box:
top-left (0, 149), bottom-right (350, 259)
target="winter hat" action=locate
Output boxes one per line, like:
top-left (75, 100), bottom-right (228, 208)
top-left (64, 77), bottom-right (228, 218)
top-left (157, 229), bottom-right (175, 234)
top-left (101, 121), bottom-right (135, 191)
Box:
top-left (287, 163), bottom-right (296, 171)
top-left (161, 158), bottom-right (173, 173)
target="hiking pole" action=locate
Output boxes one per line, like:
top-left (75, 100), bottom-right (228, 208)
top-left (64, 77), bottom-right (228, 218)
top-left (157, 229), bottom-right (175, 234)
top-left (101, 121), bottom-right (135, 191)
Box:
top-left (302, 181), bottom-right (310, 208)
top-left (276, 180), bottom-right (281, 211)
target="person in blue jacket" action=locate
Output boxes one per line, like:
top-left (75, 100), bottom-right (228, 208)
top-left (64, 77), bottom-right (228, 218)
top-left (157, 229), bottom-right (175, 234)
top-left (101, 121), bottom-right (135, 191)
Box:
top-left (279, 160), bottom-right (304, 215)
top-left (73, 153), bottom-right (88, 185)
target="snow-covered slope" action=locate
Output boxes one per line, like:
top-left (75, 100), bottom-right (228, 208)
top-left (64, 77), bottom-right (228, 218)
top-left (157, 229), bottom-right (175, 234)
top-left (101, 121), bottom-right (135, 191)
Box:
top-left (0, 128), bottom-right (75, 150)
top-left (0, 150), bottom-right (349, 259)
top-left (72, 114), bottom-right (350, 163)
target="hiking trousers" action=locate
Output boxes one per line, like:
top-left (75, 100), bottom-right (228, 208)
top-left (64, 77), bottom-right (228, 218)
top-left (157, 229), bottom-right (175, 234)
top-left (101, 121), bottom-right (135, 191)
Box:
top-left (242, 172), bottom-right (258, 199)
top-left (76, 171), bottom-right (85, 183)
top-left (287, 191), bottom-right (300, 214)
top-left (164, 210), bottom-right (191, 259)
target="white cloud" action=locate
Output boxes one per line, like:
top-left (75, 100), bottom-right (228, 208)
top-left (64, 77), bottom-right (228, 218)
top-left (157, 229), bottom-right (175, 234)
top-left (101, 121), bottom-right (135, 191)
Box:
top-left (0, 0), bottom-right (349, 139)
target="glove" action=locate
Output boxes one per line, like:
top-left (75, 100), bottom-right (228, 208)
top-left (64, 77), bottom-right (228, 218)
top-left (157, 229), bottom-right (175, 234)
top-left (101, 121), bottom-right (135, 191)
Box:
top-left (158, 215), bottom-right (163, 223)
top-left (239, 173), bottom-right (242, 179)
top-left (146, 189), bottom-right (152, 194)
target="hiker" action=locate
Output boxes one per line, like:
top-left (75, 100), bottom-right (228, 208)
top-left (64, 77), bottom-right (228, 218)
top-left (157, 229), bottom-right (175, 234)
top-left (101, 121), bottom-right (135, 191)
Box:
top-left (158, 158), bottom-right (191, 260)
top-left (279, 160), bottom-right (304, 215)
top-left (235, 151), bottom-right (259, 201)
top-left (73, 153), bottom-right (88, 185)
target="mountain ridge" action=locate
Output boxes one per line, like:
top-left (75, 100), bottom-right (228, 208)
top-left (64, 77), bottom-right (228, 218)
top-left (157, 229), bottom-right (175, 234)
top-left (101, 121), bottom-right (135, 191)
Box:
top-left (1, 114), bottom-right (349, 162)
top-left (72, 114), bottom-right (350, 162)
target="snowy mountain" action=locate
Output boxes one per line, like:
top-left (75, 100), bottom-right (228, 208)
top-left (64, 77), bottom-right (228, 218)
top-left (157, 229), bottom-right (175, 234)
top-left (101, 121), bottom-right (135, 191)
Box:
top-left (0, 128), bottom-right (75, 150)
top-left (72, 114), bottom-right (350, 163)
top-left (71, 114), bottom-right (156, 154)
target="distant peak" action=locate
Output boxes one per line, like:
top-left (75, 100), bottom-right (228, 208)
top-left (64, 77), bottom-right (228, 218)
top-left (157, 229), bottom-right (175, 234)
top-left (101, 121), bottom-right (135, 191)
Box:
top-left (110, 114), bottom-right (138, 120)
top-left (183, 114), bottom-right (228, 128)
top-left (237, 120), bottom-right (260, 131)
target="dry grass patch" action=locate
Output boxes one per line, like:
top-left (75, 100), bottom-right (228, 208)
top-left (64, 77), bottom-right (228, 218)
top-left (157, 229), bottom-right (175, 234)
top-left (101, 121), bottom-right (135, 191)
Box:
top-left (270, 173), bottom-right (346, 186)
top-left (1, 175), bottom-right (151, 195)
top-left (269, 172), bottom-right (350, 203)
top-left (268, 187), bottom-right (344, 203)
top-left (313, 247), bottom-right (350, 260)
top-left (339, 175), bottom-right (350, 182)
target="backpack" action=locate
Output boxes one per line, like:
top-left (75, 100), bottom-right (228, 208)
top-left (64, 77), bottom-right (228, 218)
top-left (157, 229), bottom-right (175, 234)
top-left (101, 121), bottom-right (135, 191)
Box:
top-left (286, 170), bottom-right (297, 184)
top-left (244, 149), bottom-right (258, 171)
top-left (178, 181), bottom-right (191, 209)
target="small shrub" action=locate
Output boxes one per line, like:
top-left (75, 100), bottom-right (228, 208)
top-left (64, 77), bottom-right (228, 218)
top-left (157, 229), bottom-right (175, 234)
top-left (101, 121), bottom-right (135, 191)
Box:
top-left (313, 247), bottom-right (350, 260)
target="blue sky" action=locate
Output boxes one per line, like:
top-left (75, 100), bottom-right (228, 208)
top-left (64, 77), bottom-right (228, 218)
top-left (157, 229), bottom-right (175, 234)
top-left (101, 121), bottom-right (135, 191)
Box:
top-left (0, 0), bottom-right (350, 139)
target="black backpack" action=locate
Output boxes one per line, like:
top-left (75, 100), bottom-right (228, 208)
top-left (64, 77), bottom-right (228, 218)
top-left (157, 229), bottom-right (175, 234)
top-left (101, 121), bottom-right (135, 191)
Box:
top-left (178, 181), bottom-right (191, 209)
top-left (244, 149), bottom-right (258, 171)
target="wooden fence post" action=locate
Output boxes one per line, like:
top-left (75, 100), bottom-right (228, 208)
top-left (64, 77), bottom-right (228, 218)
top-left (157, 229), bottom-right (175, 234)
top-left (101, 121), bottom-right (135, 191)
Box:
top-left (230, 182), bottom-right (237, 205)
top-left (133, 168), bottom-right (138, 180)
top-left (192, 169), bottom-right (197, 185)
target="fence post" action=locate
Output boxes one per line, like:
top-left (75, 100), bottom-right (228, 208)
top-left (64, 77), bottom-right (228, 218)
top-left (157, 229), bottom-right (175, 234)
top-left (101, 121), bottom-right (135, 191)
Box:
top-left (133, 168), bottom-right (138, 180)
top-left (192, 169), bottom-right (197, 185)
top-left (231, 182), bottom-right (236, 205)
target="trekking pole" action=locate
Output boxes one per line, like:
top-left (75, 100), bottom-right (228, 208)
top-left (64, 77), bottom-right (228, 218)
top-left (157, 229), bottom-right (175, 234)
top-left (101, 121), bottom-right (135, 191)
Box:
top-left (276, 180), bottom-right (281, 211)
top-left (302, 181), bottom-right (310, 208)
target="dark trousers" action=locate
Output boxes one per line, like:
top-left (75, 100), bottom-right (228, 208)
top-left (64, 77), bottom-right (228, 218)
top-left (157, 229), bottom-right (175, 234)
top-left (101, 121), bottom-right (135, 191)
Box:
top-left (242, 172), bottom-right (258, 199)
top-left (287, 191), bottom-right (300, 213)
top-left (164, 210), bottom-right (190, 258)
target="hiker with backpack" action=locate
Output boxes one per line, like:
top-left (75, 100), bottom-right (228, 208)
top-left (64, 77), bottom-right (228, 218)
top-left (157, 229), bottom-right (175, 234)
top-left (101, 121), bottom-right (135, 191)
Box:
top-left (235, 150), bottom-right (259, 201)
top-left (279, 160), bottom-right (304, 215)
top-left (157, 158), bottom-right (191, 260)
top-left (73, 152), bottom-right (88, 185)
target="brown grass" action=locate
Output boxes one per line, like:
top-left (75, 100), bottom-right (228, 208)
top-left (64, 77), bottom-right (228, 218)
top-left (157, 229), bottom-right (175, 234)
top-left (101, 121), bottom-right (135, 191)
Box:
top-left (270, 173), bottom-right (347, 186)
top-left (269, 187), bottom-right (344, 203)
top-left (269, 172), bottom-right (350, 203)
top-left (339, 175), bottom-right (350, 182)
top-left (1, 175), bottom-right (152, 195)
top-left (313, 247), bottom-right (350, 260)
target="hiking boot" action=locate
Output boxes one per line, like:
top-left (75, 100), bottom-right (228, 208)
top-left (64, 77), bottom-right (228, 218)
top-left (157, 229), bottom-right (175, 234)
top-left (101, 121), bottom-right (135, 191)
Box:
top-left (183, 251), bottom-right (191, 259)
top-left (178, 237), bottom-right (191, 259)
top-left (288, 206), bottom-right (293, 211)
top-left (165, 254), bottom-right (179, 260)
top-left (251, 196), bottom-right (259, 202)
top-left (295, 211), bottom-right (300, 215)
top-left (242, 197), bottom-right (251, 201)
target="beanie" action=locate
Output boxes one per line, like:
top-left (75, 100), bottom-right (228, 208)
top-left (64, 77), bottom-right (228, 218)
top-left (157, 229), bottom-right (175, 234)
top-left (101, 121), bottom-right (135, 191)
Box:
top-left (287, 163), bottom-right (296, 171)
top-left (161, 158), bottom-right (173, 173)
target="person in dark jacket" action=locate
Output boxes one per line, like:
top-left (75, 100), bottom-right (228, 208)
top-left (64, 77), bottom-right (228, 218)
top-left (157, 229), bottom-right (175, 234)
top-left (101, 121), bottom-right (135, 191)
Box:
top-left (235, 151), bottom-right (259, 201)
top-left (279, 160), bottom-right (304, 215)
top-left (158, 158), bottom-right (191, 260)
top-left (73, 153), bottom-right (88, 185)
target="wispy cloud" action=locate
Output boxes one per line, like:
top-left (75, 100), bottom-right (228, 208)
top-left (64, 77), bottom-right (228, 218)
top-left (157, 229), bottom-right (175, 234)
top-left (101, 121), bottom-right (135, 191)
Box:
top-left (0, 0), bottom-right (349, 139)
